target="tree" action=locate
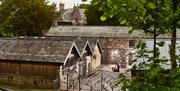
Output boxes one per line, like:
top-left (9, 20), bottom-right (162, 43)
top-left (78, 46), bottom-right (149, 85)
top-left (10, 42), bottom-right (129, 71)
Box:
top-left (91, 0), bottom-right (180, 67)
top-left (85, 0), bottom-right (180, 90)
top-left (79, 3), bottom-right (122, 26)
top-left (0, 0), bottom-right (56, 36)
top-left (79, 3), bottom-right (89, 9)
top-left (170, 0), bottom-right (179, 70)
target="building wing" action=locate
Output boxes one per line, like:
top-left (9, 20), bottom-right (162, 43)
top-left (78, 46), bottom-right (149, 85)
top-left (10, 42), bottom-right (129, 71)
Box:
top-left (0, 37), bottom-right (78, 64)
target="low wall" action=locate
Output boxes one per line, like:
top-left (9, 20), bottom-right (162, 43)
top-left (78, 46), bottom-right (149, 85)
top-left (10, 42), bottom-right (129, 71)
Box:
top-left (0, 73), bottom-right (54, 89)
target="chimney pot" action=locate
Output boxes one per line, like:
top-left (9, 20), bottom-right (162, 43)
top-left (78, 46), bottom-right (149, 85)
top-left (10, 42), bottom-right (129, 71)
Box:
top-left (59, 2), bottom-right (64, 12)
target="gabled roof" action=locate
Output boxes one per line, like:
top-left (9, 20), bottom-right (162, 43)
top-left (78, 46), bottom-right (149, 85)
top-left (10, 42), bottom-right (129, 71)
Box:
top-left (73, 37), bottom-right (88, 53)
top-left (39, 36), bottom-right (101, 54)
top-left (71, 6), bottom-right (81, 21)
top-left (0, 37), bottom-right (80, 64)
top-left (34, 36), bottom-right (91, 55)
top-left (81, 41), bottom-right (93, 56)
top-left (60, 8), bottom-right (86, 23)
top-left (27, 36), bottom-right (88, 54)
top-left (87, 38), bottom-right (102, 54)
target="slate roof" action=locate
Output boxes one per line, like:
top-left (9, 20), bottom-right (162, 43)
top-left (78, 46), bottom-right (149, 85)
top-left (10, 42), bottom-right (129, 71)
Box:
top-left (0, 37), bottom-right (76, 64)
top-left (46, 26), bottom-right (180, 38)
top-left (85, 38), bottom-right (101, 52)
top-left (46, 36), bottom-right (98, 53)
top-left (74, 37), bottom-right (88, 53)
top-left (71, 7), bottom-right (81, 21)
top-left (60, 8), bottom-right (86, 24)
top-left (26, 36), bottom-right (88, 53)
top-left (15, 36), bottom-right (91, 55)
top-left (39, 36), bottom-right (101, 53)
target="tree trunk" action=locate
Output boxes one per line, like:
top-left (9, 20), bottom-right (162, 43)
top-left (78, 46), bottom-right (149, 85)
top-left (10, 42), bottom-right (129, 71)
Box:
top-left (153, 29), bottom-right (157, 88)
top-left (153, 30), bottom-right (157, 59)
top-left (170, 27), bottom-right (177, 70)
top-left (170, 0), bottom-right (178, 70)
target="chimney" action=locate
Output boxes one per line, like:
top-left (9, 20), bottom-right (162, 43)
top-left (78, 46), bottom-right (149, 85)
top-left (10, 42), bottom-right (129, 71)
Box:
top-left (59, 2), bottom-right (64, 12)
top-left (73, 4), bottom-right (79, 11)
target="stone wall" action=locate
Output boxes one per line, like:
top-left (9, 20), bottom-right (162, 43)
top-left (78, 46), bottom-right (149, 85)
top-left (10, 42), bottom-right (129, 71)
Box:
top-left (99, 37), bottom-right (134, 64)
top-left (92, 44), bottom-right (101, 70)
top-left (0, 74), bottom-right (55, 89)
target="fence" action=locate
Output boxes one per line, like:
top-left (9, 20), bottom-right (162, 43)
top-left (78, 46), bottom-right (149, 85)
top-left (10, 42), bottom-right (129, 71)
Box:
top-left (60, 66), bottom-right (122, 91)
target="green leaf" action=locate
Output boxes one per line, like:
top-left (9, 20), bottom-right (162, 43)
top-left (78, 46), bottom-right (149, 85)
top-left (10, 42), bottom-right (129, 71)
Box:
top-left (99, 6), bottom-right (103, 11)
top-left (120, 19), bottom-right (126, 24)
top-left (158, 41), bottom-right (165, 47)
top-left (100, 16), bottom-right (107, 21)
top-left (158, 28), bottom-right (166, 34)
top-left (139, 0), bottom-right (147, 4)
top-left (93, 1), bottom-right (98, 5)
top-left (178, 21), bottom-right (180, 25)
top-left (122, 4), bottom-right (127, 6)
top-left (109, 14), bottom-right (114, 18)
top-left (147, 2), bottom-right (156, 9)
top-left (165, 17), bottom-right (170, 22)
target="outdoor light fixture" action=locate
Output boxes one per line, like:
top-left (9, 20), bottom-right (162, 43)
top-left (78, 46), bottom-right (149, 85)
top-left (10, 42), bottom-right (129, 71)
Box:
top-left (114, 50), bottom-right (118, 54)
top-left (131, 50), bottom-right (135, 54)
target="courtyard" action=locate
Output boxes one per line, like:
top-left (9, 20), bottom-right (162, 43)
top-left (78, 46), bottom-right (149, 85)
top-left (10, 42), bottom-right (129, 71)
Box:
top-left (67, 64), bottom-right (131, 91)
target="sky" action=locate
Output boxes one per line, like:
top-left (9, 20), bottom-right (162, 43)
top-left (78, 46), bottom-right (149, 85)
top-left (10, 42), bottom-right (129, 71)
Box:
top-left (48, 0), bottom-right (91, 9)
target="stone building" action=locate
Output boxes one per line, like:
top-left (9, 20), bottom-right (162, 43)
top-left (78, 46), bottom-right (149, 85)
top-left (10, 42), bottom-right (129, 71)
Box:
top-left (78, 40), bottom-right (93, 77)
top-left (41, 36), bottom-right (102, 76)
top-left (0, 26), bottom-right (179, 90)
top-left (58, 3), bottom-right (86, 25)
top-left (88, 39), bottom-right (102, 71)
top-left (46, 26), bottom-right (137, 65)
top-left (46, 26), bottom-right (180, 67)
top-left (0, 37), bottom-right (81, 89)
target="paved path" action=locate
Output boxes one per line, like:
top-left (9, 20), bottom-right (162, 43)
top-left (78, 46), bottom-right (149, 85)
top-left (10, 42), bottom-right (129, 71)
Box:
top-left (80, 64), bottom-right (130, 91)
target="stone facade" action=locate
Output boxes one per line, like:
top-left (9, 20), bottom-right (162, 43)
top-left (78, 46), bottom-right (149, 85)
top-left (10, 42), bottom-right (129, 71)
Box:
top-left (99, 37), bottom-right (134, 64)
top-left (92, 44), bottom-right (101, 70)
top-left (46, 26), bottom-right (140, 64)
top-left (46, 26), bottom-right (180, 65)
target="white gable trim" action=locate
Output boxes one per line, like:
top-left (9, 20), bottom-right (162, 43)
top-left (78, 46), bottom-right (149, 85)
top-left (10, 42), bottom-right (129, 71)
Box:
top-left (63, 42), bottom-right (82, 66)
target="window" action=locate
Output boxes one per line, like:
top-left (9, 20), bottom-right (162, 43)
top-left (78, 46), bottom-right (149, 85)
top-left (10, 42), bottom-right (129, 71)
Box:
top-left (93, 55), bottom-right (96, 59)
top-left (129, 40), bottom-right (135, 48)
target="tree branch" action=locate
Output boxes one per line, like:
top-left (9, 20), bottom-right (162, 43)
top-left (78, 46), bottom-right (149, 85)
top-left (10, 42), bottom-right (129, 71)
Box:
top-left (125, 17), bottom-right (160, 36)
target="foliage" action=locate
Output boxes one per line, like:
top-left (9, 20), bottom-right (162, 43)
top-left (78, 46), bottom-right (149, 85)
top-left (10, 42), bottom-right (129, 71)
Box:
top-left (0, 0), bottom-right (56, 36)
top-left (79, 3), bottom-right (89, 9)
top-left (84, 0), bottom-right (180, 90)
top-left (116, 40), bottom-right (180, 91)
top-left (94, 0), bottom-right (178, 33)
top-left (80, 3), bottom-right (122, 26)
top-left (92, 0), bottom-right (180, 69)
